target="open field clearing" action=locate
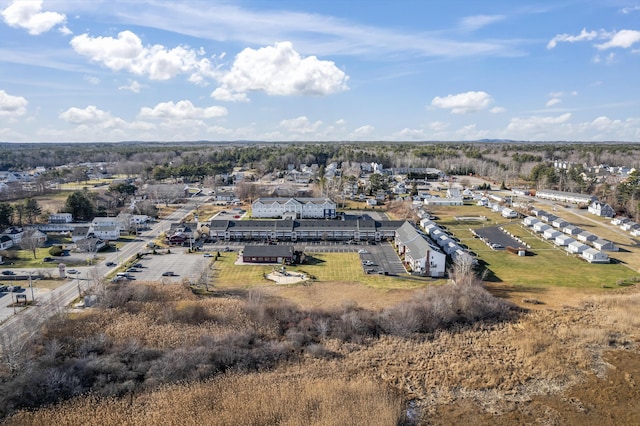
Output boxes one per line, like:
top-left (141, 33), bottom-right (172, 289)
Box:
top-left (3, 281), bottom-right (638, 425)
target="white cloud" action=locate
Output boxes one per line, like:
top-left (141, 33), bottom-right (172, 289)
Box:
top-left (548, 28), bottom-right (640, 52)
top-left (395, 128), bottom-right (426, 140)
top-left (349, 125), bottom-right (374, 139)
top-left (428, 121), bottom-right (450, 132)
top-left (431, 91), bottom-right (493, 114)
top-left (620, 6), bottom-right (640, 14)
top-left (546, 98), bottom-right (561, 107)
top-left (596, 29), bottom-right (640, 50)
top-left (459, 14), bottom-right (505, 32)
top-left (59, 105), bottom-right (117, 125)
top-left (0, 90), bottom-right (28, 118)
top-left (118, 80), bottom-right (142, 93)
top-left (1, 0), bottom-right (66, 35)
top-left (84, 76), bottom-right (100, 85)
top-left (505, 113), bottom-right (572, 137)
top-left (335, 119), bottom-right (346, 126)
top-left (547, 28), bottom-right (600, 49)
top-left (213, 41), bottom-right (349, 100)
top-left (279, 116), bottom-right (322, 134)
top-left (138, 100), bottom-right (227, 120)
top-left (211, 87), bottom-right (249, 102)
top-left (455, 124), bottom-right (489, 140)
top-left (490, 106), bottom-right (506, 114)
top-left (70, 30), bottom-right (216, 82)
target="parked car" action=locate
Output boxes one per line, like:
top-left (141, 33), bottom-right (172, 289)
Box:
top-left (1, 270), bottom-right (15, 275)
top-left (67, 269), bottom-right (79, 274)
top-left (133, 263), bottom-right (143, 268)
top-left (0, 285), bottom-right (8, 292)
top-left (162, 271), bottom-right (176, 276)
top-left (43, 257), bottom-right (54, 262)
top-left (105, 262), bottom-right (116, 267)
top-left (126, 268), bottom-right (139, 273)
top-left (203, 253), bottom-right (213, 257)
top-left (10, 285), bottom-right (22, 292)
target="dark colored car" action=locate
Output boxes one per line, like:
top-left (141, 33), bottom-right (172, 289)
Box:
top-left (162, 271), bottom-right (175, 276)
top-left (106, 262), bottom-right (116, 267)
top-left (1, 270), bottom-right (15, 275)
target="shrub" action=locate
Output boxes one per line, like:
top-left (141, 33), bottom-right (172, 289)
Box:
top-left (48, 246), bottom-right (63, 256)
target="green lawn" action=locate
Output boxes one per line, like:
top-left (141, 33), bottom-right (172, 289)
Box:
top-left (211, 252), bottom-right (441, 290)
top-left (440, 213), bottom-right (637, 290)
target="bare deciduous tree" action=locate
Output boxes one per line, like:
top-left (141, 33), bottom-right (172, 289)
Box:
top-left (20, 228), bottom-right (44, 259)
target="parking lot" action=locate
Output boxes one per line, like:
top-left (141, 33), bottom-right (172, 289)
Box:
top-left (118, 250), bottom-right (214, 283)
top-left (473, 225), bottom-right (524, 250)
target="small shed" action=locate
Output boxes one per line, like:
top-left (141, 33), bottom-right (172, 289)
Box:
top-left (532, 222), bottom-right (551, 233)
top-left (551, 218), bottom-right (569, 229)
top-left (242, 245), bottom-right (295, 264)
top-left (523, 216), bottom-right (540, 227)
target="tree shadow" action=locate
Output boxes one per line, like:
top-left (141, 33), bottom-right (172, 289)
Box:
top-left (303, 256), bottom-right (326, 265)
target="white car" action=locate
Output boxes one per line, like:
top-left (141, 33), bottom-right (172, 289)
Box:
top-left (67, 269), bottom-right (79, 274)
top-left (358, 249), bottom-right (368, 254)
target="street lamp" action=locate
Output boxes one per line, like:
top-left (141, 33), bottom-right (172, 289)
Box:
top-left (28, 272), bottom-right (36, 304)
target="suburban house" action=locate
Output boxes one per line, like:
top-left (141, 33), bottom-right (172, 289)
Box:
top-left (88, 217), bottom-right (122, 241)
top-left (567, 241), bottom-right (590, 254)
top-left (241, 245), bottom-right (295, 264)
top-left (563, 225), bottom-right (582, 235)
top-left (501, 208), bottom-right (518, 219)
top-left (0, 227), bottom-right (24, 244)
top-left (535, 189), bottom-right (597, 205)
top-left (72, 226), bottom-right (90, 243)
top-left (543, 228), bottom-right (561, 240)
top-left (0, 235), bottom-right (13, 250)
top-left (523, 216), bottom-right (540, 227)
top-left (75, 237), bottom-right (107, 253)
top-left (394, 222), bottom-right (446, 277)
top-left (551, 218), bottom-right (569, 229)
top-left (592, 239), bottom-right (618, 251)
top-left (554, 234), bottom-right (576, 247)
top-left (581, 248), bottom-right (609, 263)
top-left (48, 213), bottom-right (73, 223)
top-left (588, 201), bottom-right (615, 218)
top-left (252, 197), bottom-right (337, 219)
top-left (532, 222), bottom-right (551, 233)
top-left (576, 231), bottom-right (598, 243)
top-left (611, 217), bottom-right (630, 226)
top-left (423, 197), bottom-right (463, 206)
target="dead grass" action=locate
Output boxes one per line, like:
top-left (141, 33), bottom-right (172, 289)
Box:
top-left (6, 373), bottom-right (404, 426)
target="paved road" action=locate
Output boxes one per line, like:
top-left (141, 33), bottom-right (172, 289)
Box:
top-left (0, 200), bottom-right (201, 347)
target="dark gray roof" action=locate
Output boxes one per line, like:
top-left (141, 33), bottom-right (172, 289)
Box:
top-left (243, 244), bottom-right (294, 257)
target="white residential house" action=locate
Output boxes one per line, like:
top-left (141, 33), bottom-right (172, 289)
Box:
top-left (532, 222), bottom-right (551, 233)
top-left (620, 221), bottom-right (640, 232)
top-left (395, 222), bottom-right (446, 277)
top-left (567, 241), bottom-right (590, 254)
top-left (252, 197), bottom-right (337, 219)
top-left (523, 216), bottom-right (540, 227)
top-left (366, 198), bottom-right (378, 207)
top-left (424, 197), bottom-right (463, 206)
top-left (535, 189), bottom-right (597, 205)
top-left (563, 225), bottom-right (582, 235)
top-left (576, 231), bottom-right (598, 243)
top-left (72, 226), bottom-right (90, 243)
top-left (592, 239), bottom-right (618, 251)
top-left (588, 201), bottom-right (615, 218)
top-left (543, 228), bottom-right (561, 240)
top-left (551, 218), bottom-right (569, 229)
top-left (554, 234), bottom-right (575, 247)
top-left (0, 227), bottom-right (24, 244)
top-left (501, 208), bottom-right (518, 219)
top-left (0, 235), bottom-right (13, 250)
top-left (581, 248), bottom-right (609, 263)
top-left (49, 213), bottom-right (73, 223)
top-left (88, 217), bottom-right (122, 241)
top-left (611, 217), bottom-right (630, 226)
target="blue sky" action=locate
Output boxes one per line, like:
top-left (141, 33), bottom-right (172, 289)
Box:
top-left (1, 0), bottom-right (639, 143)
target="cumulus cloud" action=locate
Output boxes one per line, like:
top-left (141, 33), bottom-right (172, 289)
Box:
top-left (59, 105), bottom-right (116, 125)
top-left (546, 98), bottom-right (561, 107)
top-left (431, 91), bottom-right (494, 114)
top-left (506, 113), bottom-right (572, 136)
top-left (70, 30), bottom-right (215, 82)
top-left (548, 28), bottom-right (640, 51)
top-left (595, 29), bottom-right (640, 50)
top-left (279, 116), bottom-right (322, 134)
top-left (0, 90), bottom-right (28, 118)
top-left (213, 41), bottom-right (349, 101)
top-left (547, 28), bottom-right (600, 49)
top-left (119, 80), bottom-right (142, 93)
top-left (620, 5), bottom-right (640, 14)
top-left (490, 106), bottom-right (506, 114)
top-left (211, 87), bottom-right (249, 102)
top-left (1, 0), bottom-right (67, 35)
top-left (138, 100), bottom-right (227, 120)
top-left (349, 125), bottom-right (374, 139)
